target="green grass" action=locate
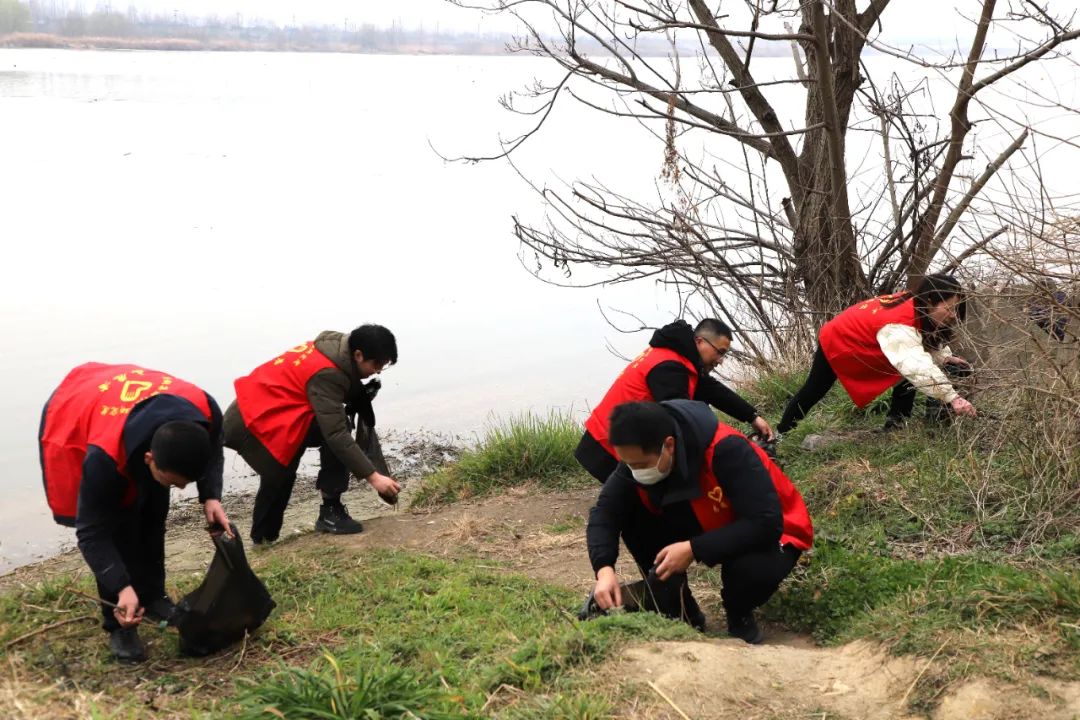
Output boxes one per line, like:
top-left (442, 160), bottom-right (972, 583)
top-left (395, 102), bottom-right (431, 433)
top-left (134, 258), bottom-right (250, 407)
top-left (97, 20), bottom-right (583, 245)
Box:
top-left (732, 367), bottom-right (1080, 695)
top-left (412, 412), bottom-right (589, 507)
top-left (234, 656), bottom-right (461, 719)
top-left (0, 550), bottom-right (697, 718)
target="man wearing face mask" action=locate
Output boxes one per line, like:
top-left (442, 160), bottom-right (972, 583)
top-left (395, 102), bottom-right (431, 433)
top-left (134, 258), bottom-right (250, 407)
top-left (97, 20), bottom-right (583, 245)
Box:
top-left (576, 318), bottom-right (774, 483)
top-left (39, 363), bottom-right (232, 662)
top-left (584, 400), bottom-right (812, 643)
top-left (224, 325), bottom-right (400, 545)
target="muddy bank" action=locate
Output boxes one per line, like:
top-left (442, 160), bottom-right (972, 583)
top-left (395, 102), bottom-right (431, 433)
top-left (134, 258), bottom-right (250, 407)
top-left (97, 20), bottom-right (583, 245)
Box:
top-left (0, 430), bottom-right (459, 593)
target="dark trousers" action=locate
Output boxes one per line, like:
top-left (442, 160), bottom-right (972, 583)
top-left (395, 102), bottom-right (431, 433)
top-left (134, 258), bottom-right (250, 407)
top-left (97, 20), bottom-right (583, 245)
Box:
top-left (574, 431), bottom-right (619, 483)
top-left (98, 479), bottom-right (170, 631)
top-left (777, 346), bottom-right (949, 433)
top-left (233, 422), bottom-right (350, 543)
top-left (622, 518), bottom-right (800, 618)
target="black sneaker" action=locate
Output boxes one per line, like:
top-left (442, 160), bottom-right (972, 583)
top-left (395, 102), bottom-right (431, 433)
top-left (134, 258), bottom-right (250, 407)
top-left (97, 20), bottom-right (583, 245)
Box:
top-left (144, 596), bottom-right (177, 625)
top-left (315, 501), bottom-right (364, 534)
top-left (727, 612), bottom-right (764, 644)
top-left (109, 626), bottom-right (147, 663)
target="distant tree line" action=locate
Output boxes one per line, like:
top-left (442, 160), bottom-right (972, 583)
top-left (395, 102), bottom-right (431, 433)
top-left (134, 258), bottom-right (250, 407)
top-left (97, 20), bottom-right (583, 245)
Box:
top-left (0, 0), bottom-right (516, 53)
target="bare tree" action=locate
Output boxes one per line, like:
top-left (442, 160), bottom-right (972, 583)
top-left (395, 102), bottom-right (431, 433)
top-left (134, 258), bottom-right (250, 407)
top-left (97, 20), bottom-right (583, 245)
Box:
top-left (452, 0), bottom-right (1080, 360)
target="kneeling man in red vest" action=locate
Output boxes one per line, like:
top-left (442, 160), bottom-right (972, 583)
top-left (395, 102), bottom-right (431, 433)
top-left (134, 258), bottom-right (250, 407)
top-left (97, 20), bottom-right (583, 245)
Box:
top-left (39, 363), bottom-right (232, 662)
top-left (224, 325), bottom-right (400, 544)
top-left (584, 400), bottom-right (813, 643)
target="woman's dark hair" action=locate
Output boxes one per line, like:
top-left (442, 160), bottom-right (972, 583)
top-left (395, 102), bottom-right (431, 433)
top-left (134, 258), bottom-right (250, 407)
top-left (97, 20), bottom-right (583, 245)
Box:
top-left (150, 421), bottom-right (211, 480)
top-left (876, 274), bottom-right (966, 348)
top-left (914, 273), bottom-right (967, 349)
top-left (348, 324), bottom-right (398, 365)
top-left (608, 402), bottom-right (676, 454)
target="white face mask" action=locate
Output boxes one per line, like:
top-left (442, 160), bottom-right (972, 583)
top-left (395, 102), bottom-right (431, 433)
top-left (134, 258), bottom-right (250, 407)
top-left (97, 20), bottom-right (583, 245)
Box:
top-left (630, 457), bottom-right (670, 486)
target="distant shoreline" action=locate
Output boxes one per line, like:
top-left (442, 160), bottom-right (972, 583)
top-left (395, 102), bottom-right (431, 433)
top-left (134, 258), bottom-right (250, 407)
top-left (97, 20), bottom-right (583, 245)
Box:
top-left (0, 31), bottom-right (803, 58)
top-left (0, 32), bottom-right (516, 55)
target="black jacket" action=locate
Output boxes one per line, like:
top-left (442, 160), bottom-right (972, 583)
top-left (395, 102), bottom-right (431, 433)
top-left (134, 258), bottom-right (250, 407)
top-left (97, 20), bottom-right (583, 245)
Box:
top-left (586, 400), bottom-right (782, 573)
top-left (646, 320), bottom-right (758, 423)
top-left (576, 321), bottom-right (760, 480)
top-left (75, 394), bottom-right (224, 595)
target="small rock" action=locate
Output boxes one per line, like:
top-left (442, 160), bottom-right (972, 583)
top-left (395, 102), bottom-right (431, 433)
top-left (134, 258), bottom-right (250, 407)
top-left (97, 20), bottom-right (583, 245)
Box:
top-left (800, 433), bottom-right (841, 451)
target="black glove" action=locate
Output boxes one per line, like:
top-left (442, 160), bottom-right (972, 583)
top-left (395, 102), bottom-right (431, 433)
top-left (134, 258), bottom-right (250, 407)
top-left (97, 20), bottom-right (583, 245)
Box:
top-left (360, 378), bottom-right (381, 402)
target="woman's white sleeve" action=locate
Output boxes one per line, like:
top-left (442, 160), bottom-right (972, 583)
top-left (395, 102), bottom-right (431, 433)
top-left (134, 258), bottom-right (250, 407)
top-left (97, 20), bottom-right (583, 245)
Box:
top-left (876, 324), bottom-right (959, 403)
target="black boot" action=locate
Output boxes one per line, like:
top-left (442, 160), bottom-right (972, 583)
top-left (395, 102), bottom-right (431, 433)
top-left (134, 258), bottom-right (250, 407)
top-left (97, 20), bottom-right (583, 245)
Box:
top-left (315, 500), bottom-right (364, 534)
top-left (144, 595), bottom-right (177, 625)
top-left (109, 626), bottom-right (147, 663)
top-left (727, 611), bottom-right (764, 644)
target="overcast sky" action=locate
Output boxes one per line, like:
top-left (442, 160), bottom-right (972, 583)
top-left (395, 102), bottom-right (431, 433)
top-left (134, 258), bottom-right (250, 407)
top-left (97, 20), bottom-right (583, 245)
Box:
top-left (81, 0), bottom-right (1001, 44)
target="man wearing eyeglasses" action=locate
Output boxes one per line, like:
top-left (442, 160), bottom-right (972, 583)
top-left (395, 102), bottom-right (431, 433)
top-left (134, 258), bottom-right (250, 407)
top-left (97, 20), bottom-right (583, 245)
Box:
top-left (577, 318), bottom-right (774, 483)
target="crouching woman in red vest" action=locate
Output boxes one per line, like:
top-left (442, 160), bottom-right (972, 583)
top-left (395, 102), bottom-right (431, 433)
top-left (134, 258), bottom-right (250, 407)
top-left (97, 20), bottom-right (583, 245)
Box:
top-left (39, 363), bottom-right (231, 662)
top-left (224, 325), bottom-right (400, 545)
top-left (584, 400), bottom-right (813, 644)
top-left (776, 273), bottom-right (976, 435)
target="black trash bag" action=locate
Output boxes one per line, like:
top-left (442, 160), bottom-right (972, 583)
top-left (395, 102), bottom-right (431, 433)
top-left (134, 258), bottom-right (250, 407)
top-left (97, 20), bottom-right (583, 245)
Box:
top-left (173, 523), bottom-right (276, 657)
top-left (577, 567), bottom-right (705, 630)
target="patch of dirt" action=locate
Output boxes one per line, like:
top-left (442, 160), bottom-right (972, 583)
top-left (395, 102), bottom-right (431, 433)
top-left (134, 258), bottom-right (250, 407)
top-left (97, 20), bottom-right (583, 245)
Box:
top-left (934, 678), bottom-right (1080, 720)
top-left (613, 639), bottom-right (921, 720)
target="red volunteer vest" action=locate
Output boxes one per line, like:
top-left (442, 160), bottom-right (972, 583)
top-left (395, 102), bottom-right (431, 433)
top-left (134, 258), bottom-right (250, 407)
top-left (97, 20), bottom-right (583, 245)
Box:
top-left (584, 347), bottom-right (699, 455)
top-left (636, 424), bottom-right (814, 551)
top-left (40, 362), bottom-right (212, 526)
top-left (818, 294), bottom-right (920, 408)
top-left (233, 341), bottom-right (338, 466)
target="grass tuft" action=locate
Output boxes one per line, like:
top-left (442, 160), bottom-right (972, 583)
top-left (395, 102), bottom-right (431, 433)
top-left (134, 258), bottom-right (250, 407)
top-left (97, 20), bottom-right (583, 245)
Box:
top-left (235, 654), bottom-right (463, 719)
top-left (412, 412), bottom-right (587, 507)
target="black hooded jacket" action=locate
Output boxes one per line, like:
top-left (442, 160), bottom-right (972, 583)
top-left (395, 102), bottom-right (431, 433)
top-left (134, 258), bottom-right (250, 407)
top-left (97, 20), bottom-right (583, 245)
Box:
top-left (646, 320), bottom-right (758, 423)
top-left (586, 400), bottom-right (783, 573)
top-left (576, 321), bottom-right (761, 481)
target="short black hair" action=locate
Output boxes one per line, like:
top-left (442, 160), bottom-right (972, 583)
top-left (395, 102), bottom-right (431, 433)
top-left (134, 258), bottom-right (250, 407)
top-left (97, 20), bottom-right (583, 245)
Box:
top-left (348, 324), bottom-right (398, 365)
top-left (150, 421), bottom-right (211, 480)
top-left (608, 402), bottom-right (676, 454)
top-left (694, 318), bottom-right (733, 341)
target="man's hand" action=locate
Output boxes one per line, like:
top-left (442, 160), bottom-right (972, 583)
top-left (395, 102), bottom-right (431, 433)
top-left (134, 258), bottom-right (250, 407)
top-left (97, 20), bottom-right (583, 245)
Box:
top-left (751, 416), bottom-right (775, 441)
top-left (367, 471), bottom-right (400, 501)
top-left (203, 499), bottom-right (233, 537)
top-left (593, 566), bottom-right (622, 610)
top-left (945, 355), bottom-right (971, 368)
top-left (654, 541), bottom-right (695, 581)
top-left (114, 586), bottom-right (144, 628)
top-left (950, 397), bottom-right (977, 417)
